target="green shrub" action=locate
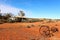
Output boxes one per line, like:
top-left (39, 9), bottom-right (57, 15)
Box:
top-left (7, 19), bottom-right (15, 23)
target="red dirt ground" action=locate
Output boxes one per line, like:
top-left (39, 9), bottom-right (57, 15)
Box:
top-left (0, 21), bottom-right (60, 40)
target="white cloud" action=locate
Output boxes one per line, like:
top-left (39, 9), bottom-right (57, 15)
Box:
top-left (0, 4), bottom-right (24, 16)
top-left (0, 4), bottom-right (32, 17)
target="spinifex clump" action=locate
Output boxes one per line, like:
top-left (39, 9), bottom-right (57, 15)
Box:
top-left (39, 25), bottom-right (59, 38)
top-left (51, 27), bottom-right (59, 33)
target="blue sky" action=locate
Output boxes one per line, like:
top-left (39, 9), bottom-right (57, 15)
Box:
top-left (0, 0), bottom-right (60, 19)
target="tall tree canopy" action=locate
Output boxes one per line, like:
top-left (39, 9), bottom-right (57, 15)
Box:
top-left (18, 11), bottom-right (25, 17)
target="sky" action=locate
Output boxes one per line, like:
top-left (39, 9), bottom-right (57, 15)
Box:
top-left (0, 0), bottom-right (60, 19)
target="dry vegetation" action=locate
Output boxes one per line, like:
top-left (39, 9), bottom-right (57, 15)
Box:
top-left (0, 10), bottom-right (60, 40)
top-left (0, 19), bottom-right (60, 40)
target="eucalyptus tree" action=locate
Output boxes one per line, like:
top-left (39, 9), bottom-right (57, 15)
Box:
top-left (18, 10), bottom-right (25, 22)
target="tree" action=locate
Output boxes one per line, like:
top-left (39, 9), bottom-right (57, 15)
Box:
top-left (0, 10), bottom-right (2, 19)
top-left (18, 11), bottom-right (25, 22)
top-left (18, 10), bottom-right (25, 17)
top-left (0, 14), bottom-right (2, 19)
top-left (3, 13), bottom-right (13, 19)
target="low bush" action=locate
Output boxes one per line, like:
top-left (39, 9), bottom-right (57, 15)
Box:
top-left (31, 39), bottom-right (35, 40)
top-left (0, 22), bottom-right (3, 24)
top-left (51, 27), bottom-right (59, 33)
top-left (27, 25), bottom-right (31, 28)
top-left (7, 19), bottom-right (15, 23)
top-left (31, 24), bottom-right (34, 27)
top-left (0, 19), bottom-right (4, 24)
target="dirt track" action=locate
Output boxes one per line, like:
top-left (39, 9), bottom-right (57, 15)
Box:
top-left (0, 22), bottom-right (60, 40)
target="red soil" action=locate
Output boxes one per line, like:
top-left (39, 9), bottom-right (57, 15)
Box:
top-left (0, 21), bottom-right (60, 40)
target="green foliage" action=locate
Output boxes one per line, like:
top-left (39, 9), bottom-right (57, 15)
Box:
top-left (0, 13), bottom-right (13, 23)
top-left (3, 13), bottom-right (12, 19)
top-left (18, 11), bottom-right (25, 17)
top-left (0, 13), bottom-right (2, 19)
top-left (20, 11), bottom-right (25, 16)
top-left (7, 19), bottom-right (15, 23)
